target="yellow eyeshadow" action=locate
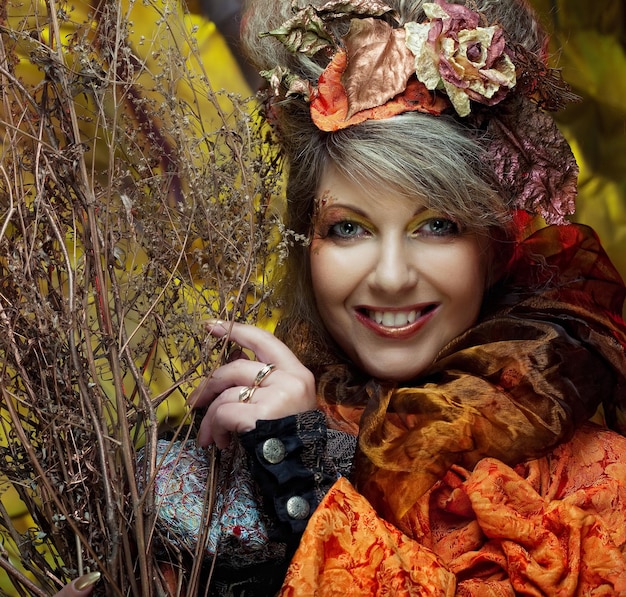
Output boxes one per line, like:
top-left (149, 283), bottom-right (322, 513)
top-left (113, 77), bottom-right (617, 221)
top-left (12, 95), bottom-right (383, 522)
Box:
top-left (406, 209), bottom-right (440, 231)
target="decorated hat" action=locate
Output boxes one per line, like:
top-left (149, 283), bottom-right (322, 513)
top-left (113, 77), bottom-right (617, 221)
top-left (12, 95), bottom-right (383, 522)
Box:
top-left (259, 0), bottom-right (581, 225)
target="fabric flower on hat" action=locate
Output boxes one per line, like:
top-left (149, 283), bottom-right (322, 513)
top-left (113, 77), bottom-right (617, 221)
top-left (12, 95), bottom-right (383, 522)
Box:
top-left (405, 0), bottom-right (516, 116)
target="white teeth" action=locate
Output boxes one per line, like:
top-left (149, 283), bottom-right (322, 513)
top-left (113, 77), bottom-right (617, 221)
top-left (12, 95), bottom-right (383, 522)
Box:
top-left (369, 309), bottom-right (420, 327)
top-left (382, 312), bottom-right (396, 326)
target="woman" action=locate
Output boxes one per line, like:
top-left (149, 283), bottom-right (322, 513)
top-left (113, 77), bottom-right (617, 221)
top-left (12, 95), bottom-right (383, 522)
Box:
top-left (188, 0), bottom-right (626, 593)
top-left (64, 0), bottom-right (626, 594)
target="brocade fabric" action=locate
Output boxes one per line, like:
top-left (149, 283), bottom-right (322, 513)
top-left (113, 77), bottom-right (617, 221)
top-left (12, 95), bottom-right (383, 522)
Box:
top-left (282, 424), bottom-right (626, 595)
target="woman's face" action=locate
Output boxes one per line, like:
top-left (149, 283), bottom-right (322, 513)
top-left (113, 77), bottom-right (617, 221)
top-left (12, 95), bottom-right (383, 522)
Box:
top-left (309, 165), bottom-right (489, 382)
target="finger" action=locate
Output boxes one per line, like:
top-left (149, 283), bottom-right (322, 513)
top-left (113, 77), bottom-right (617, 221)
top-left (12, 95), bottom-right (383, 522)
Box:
top-left (55, 572), bottom-right (101, 596)
top-left (209, 402), bottom-right (256, 448)
top-left (196, 387), bottom-right (257, 447)
top-left (205, 320), bottom-right (303, 371)
top-left (188, 359), bottom-right (277, 409)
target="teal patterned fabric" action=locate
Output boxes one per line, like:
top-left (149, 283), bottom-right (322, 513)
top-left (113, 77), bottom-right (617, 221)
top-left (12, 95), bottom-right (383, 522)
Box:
top-left (138, 439), bottom-right (285, 565)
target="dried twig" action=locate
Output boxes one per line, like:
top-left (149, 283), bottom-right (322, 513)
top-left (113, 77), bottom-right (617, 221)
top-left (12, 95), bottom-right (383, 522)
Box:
top-left (0, 0), bottom-right (283, 594)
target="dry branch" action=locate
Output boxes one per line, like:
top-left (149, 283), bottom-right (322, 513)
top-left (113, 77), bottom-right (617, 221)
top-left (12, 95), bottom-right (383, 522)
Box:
top-left (0, 0), bottom-right (283, 594)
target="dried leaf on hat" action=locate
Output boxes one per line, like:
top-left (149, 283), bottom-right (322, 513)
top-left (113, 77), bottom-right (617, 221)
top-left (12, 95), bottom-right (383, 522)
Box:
top-left (262, 5), bottom-right (336, 56)
top-left (511, 43), bottom-right (581, 111)
top-left (342, 18), bottom-right (416, 117)
top-left (311, 48), bottom-right (448, 131)
top-left (261, 65), bottom-right (314, 100)
top-left (262, 0), bottom-right (397, 57)
top-left (315, 0), bottom-right (397, 20)
top-left (482, 97), bottom-right (578, 224)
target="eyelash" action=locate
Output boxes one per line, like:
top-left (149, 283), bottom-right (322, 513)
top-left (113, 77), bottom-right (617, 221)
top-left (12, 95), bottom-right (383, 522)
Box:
top-left (327, 220), bottom-right (368, 239)
top-left (324, 217), bottom-right (460, 240)
top-left (418, 218), bottom-right (460, 237)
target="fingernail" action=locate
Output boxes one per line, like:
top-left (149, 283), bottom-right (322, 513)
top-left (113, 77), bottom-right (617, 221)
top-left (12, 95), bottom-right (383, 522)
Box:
top-left (205, 320), bottom-right (229, 338)
top-left (75, 571), bottom-right (101, 590)
top-left (205, 318), bottom-right (225, 326)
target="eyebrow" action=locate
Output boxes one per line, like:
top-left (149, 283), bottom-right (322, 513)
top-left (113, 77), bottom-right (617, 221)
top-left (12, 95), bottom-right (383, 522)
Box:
top-left (315, 190), bottom-right (431, 218)
top-left (317, 201), bottom-right (430, 216)
top-left (412, 206), bottom-right (429, 217)
top-left (316, 202), bottom-right (366, 216)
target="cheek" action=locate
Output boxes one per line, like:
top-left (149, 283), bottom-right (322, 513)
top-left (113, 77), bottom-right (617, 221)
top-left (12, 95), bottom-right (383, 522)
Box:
top-left (309, 243), bottom-right (336, 307)
top-left (309, 240), bottom-right (322, 276)
top-left (446, 252), bottom-right (487, 319)
top-left (424, 242), bottom-right (486, 315)
top-left (309, 242), bottom-right (355, 320)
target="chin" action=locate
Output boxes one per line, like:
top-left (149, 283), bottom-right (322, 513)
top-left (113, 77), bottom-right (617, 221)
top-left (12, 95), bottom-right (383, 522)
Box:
top-left (359, 358), bottom-right (429, 383)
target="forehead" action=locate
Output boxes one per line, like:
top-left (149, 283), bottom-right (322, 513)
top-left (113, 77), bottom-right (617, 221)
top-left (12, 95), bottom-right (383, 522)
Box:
top-left (315, 164), bottom-right (428, 214)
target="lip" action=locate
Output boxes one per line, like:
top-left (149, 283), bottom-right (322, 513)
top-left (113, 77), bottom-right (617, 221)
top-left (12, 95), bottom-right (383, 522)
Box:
top-left (354, 304), bottom-right (439, 340)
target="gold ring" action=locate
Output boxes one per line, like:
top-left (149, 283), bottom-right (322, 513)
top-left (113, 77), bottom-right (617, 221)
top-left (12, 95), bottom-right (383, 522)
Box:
top-left (238, 386), bottom-right (256, 403)
top-left (253, 363), bottom-right (276, 388)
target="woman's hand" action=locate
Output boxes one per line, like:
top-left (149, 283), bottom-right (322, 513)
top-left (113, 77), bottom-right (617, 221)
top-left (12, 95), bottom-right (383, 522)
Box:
top-left (189, 320), bottom-right (317, 448)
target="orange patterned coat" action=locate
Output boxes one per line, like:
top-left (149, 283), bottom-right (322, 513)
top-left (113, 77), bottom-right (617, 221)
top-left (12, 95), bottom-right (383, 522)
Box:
top-left (282, 424), bottom-right (626, 595)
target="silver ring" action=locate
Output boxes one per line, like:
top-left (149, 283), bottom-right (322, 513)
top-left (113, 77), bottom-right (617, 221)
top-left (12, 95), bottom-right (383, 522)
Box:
top-left (238, 386), bottom-right (256, 403)
top-left (252, 363), bottom-right (276, 388)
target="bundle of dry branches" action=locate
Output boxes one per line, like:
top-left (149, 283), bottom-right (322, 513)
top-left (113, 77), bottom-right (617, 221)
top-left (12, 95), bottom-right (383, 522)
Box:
top-left (0, 0), bottom-right (282, 594)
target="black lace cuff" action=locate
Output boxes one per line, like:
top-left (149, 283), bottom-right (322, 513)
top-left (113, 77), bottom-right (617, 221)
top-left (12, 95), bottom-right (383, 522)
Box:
top-left (239, 410), bottom-right (338, 536)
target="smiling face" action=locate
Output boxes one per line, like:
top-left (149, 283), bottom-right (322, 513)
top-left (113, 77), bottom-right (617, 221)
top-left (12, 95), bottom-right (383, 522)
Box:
top-left (309, 165), bottom-right (490, 382)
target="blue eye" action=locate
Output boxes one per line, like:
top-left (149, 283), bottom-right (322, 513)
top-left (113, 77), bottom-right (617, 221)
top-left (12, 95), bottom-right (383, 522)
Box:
top-left (418, 218), bottom-right (460, 236)
top-left (329, 220), bottom-right (365, 238)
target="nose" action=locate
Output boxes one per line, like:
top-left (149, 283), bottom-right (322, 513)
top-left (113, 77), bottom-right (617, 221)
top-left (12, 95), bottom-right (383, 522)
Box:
top-left (369, 235), bottom-right (418, 294)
